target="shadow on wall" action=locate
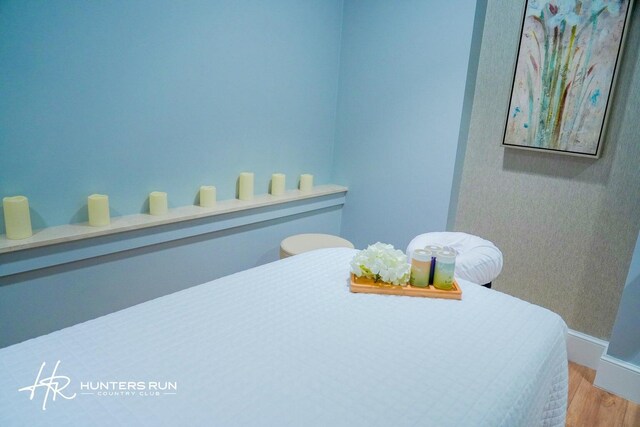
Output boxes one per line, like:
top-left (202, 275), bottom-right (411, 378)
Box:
top-left (256, 247), bottom-right (280, 266)
top-left (502, 148), bottom-right (603, 183)
top-left (1, 205), bottom-right (339, 288)
top-left (607, 273), bottom-right (640, 363)
top-left (68, 202), bottom-right (123, 225)
top-left (0, 205), bottom-right (47, 232)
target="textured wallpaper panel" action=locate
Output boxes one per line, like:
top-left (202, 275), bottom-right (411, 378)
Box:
top-left (455, 0), bottom-right (640, 339)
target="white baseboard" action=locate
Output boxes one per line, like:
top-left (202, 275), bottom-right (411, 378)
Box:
top-left (594, 355), bottom-right (640, 404)
top-left (567, 329), bottom-right (607, 370)
top-left (566, 329), bottom-right (640, 404)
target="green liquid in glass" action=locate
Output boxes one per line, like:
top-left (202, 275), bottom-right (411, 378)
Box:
top-left (433, 262), bottom-right (455, 290)
top-left (410, 263), bottom-right (430, 287)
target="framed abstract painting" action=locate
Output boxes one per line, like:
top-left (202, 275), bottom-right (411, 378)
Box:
top-left (502, 0), bottom-right (634, 158)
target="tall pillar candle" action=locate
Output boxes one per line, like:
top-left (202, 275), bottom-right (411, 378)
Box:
top-left (2, 196), bottom-right (33, 240)
top-left (200, 186), bottom-right (216, 207)
top-left (299, 174), bottom-right (313, 192)
top-left (238, 172), bottom-right (254, 201)
top-left (88, 194), bottom-right (110, 227)
top-left (149, 191), bottom-right (168, 215)
top-left (271, 173), bottom-right (285, 196)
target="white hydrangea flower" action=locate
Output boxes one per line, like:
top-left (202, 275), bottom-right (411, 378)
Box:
top-left (350, 242), bottom-right (411, 286)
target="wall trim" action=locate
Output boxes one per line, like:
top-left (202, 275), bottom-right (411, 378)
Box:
top-left (0, 185), bottom-right (347, 255)
top-left (0, 189), bottom-right (346, 278)
top-left (594, 355), bottom-right (640, 404)
top-left (567, 329), bottom-right (608, 370)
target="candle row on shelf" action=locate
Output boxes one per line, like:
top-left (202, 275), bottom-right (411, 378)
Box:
top-left (2, 173), bottom-right (314, 240)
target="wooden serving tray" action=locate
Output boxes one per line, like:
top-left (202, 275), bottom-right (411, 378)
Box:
top-left (350, 274), bottom-right (462, 300)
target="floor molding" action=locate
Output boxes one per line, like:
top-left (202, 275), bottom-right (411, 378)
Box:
top-left (567, 329), bottom-right (640, 404)
top-left (594, 355), bottom-right (640, 404)
top-left (567, 329), bottom-right (607, 370)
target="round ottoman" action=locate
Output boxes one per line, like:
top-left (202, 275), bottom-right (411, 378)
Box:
top-left (406, 232), bottom-right (503, 287)
top-left (280, 233), bottom-right (355, 259)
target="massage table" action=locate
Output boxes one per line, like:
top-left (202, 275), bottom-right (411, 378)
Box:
top-left (0, 248), bottom-right (567, 426)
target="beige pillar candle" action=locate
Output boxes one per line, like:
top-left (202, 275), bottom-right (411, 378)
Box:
top-left (88, 194), bottom-right (110, 227)
top-left (200, 186), bottom-right (217, 207)
top-left (149, 191), bottom-right (168, 215)
top-left (299, 174), bottom-right (314, 192)
top-left (271, 173), bottom-right (285, 196)
top-left (2, 196), bottom-right (33, 240)
top-left (238, 172), bottom-right (254, 201)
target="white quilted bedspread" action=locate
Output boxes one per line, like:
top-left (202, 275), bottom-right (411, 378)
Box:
top-left (0, 248), bottom-right (567, 426)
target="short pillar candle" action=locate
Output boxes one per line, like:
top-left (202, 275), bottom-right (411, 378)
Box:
top-left (271, 173), bottom-right (286, 196)
top-left (238, 172), bottom-right (254, 201)
top-left (299, 174), bottom-right (313, 192)
top-left (200, 186), bottom-right (216, 207)
top-left (2, 195), bottom-right (33, 240)
top-left (88, 194), bottom-right (110, 227)
top-left (149, 191), bottom-right (168, 215)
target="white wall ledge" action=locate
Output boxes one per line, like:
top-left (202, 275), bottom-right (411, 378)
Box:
top-left (0, 185), bottom-right (347, 255)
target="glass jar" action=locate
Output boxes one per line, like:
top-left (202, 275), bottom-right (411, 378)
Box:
top-left (423, 245), bottom-right (442, 284)
top-left (433, 249), bottom-right (456, 290)
top-left (424, 244), bottom-right (443, 253)
top-left (410, 249), bottom-right (432, 287)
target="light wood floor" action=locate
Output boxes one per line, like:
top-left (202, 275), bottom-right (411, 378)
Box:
top-left (567, 362), bottom-right (639, 426)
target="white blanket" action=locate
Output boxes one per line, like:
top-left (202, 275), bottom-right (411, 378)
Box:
top-left (0, 248), bottom-right (567, 426)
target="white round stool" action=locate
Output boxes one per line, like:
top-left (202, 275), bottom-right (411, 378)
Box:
top-left (406, 232), bottom-right (503, 288)
top-left (280, 233), bottom-right (355, 259)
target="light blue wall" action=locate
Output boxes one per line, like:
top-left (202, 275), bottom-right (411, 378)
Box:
top-left (0, 205), bottom-right (343, 348)
top-left (447, 0), bottom-right (488, 230)
top-left (607, 232), bottom-right (640, 365)
top-left (0, 0), bottom-right (483, 348)
top-left (0, 0), bottom-right (346, 347)
top-left (332, 0), bottom-right (478, 250)
top-left (0, 0), bottom-right (343, 230)
top-left (623, 232), bottom-right (640, 290)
